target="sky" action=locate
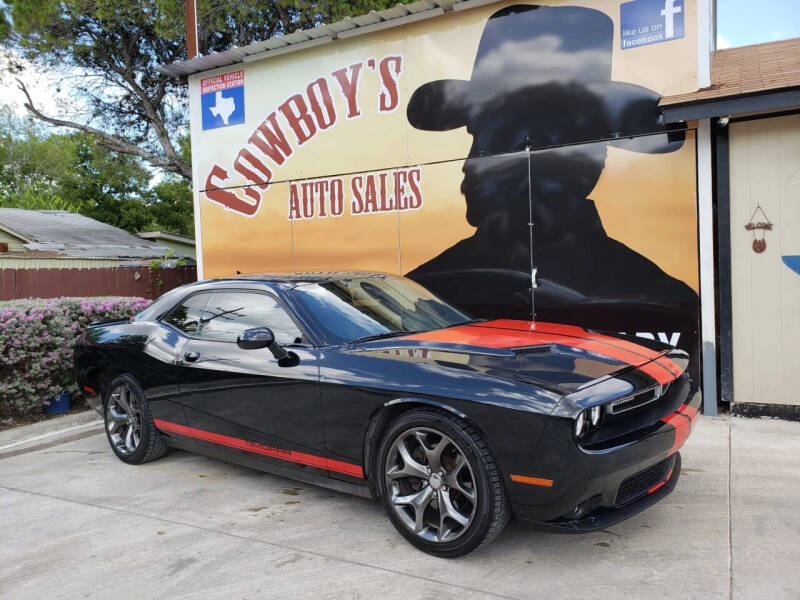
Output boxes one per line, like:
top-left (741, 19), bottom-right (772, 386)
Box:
top-left (716, 0), bottom-right (800, 48)
top-left (0, 49), bottom-right (72, 118)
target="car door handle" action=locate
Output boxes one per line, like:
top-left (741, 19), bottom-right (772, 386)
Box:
top-left (183, 351), bottom-right (200, 362)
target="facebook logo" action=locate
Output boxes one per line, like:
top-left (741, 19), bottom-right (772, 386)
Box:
top-left (621, 0), bottom-right (685, 49)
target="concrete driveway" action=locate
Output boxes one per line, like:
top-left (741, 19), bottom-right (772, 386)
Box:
top-left (1, 415), bottom-right (798, 599)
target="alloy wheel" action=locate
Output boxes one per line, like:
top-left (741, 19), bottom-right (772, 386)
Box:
top-left (106, 384), bottom-right (142, 456)
top-left (384, 427), bottom-right (477, 543)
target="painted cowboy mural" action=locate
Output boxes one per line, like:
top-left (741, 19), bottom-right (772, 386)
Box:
top-left (405, 4), bottom-right (700, 378)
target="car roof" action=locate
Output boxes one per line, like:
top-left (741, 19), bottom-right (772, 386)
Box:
top-left (135, 271), bottom-right (395, 324)
top-left (209, 271), bottom-right (393, 287)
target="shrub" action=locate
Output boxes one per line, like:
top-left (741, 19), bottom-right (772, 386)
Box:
top-left (0, 296), bottom-right (152, 418)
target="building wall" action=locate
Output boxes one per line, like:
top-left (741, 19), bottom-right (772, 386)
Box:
top-left (187, 0), bottom-right (705, 385)
top-left (729, 114), bottom-right (800, 406)
top-left (190, 0), bottom-right (701, 281)
top-left (0, 229), bottom-right (28, 253)
top-left (151, 238), bottom-right (196, 259)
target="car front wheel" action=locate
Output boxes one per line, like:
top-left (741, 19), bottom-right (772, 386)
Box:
top-left (377, 408), bottom-right (509, 557)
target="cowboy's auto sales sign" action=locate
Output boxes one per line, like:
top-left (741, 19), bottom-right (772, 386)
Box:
top-left (189, 0), bottom-right (701, 307)
top-left (200, 56), bottom-right (422, 221)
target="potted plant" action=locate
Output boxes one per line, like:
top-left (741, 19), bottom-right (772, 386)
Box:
top-left (46, 390), bottom-right (72, 414)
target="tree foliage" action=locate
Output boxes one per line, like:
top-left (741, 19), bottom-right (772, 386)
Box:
top-left (0, 109), bottom-right (194, 236)
top-left (5, 0), bottom-right (406, 181)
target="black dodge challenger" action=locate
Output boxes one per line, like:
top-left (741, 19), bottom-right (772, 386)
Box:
top-left (75, 272), bottom-right (699, 557)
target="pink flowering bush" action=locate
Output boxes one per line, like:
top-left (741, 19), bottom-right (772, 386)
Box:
top-left (0, 297), bottom-right (152, 418)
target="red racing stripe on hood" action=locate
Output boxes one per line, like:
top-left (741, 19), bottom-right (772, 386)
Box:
top-left (473, 320), bottom-right (674, 363)
top-left (401, 320), bottom-right (682, 385)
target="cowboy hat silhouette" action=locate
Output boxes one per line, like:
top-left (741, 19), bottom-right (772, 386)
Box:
top-left (407, 4), bottom-right (685, 154)
top-left (405, 4), bottom-right (699, 379)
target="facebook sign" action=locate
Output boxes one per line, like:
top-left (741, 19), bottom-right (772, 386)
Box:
top-left (621, 0), bottom-right (684, 49)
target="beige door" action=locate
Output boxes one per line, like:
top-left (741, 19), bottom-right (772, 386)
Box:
top-left (730, 114), bottom-right (800, 406)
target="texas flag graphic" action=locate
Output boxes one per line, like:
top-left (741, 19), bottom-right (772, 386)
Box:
top-left (201, 70), bottom-right (245, 131)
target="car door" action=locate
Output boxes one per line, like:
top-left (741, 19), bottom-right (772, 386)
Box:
top-left (164, 289), bottom-right (326, 477)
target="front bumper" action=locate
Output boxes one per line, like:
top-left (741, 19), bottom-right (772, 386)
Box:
top-left (506, 373), bottom-right (699, 529)
top-left (516, 453), bottom-right (681, 532)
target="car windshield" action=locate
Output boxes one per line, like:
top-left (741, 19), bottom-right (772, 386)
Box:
top-left (292, 275), bottom-right (473, 344)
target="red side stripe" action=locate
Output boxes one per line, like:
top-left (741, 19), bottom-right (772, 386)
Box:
top-left (153, 419), bottom-right (364, 479)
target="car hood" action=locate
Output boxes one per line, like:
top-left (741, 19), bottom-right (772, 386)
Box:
top-left (355, 319), bottom-right (686, 395)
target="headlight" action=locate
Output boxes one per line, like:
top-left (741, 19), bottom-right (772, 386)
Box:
top-left (575, 405), bottom-right (604, 438)
top-left (590, 405), bottom-right (602, 426)
top-left (574, 410), bottom-right (588, 437)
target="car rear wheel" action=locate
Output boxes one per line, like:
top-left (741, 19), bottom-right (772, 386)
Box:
top-left (377, 408), bottom-right (509, 557)
top-left (104, 374), bottom-right (168, 464)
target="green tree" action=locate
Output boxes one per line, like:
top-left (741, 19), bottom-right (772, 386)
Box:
top-left (5, 0), bottom-right (407, 182)
top-left (0, 2), bottom-right (11, 42)
top-left (149, 177), bottom-right (194, 237)
top-left (0, 108), bottom-right (194, 235)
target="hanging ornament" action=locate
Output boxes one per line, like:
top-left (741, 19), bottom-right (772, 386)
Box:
top-left (744, 204), bottom-right (773, 254)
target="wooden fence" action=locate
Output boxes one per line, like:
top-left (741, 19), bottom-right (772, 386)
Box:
top-left (0, 266), bottom-right (197, 301)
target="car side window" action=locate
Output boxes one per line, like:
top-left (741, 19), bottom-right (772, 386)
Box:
top-left (194, 292), bottom-right (304, 345)
top-left (164, 292), bottom-right (212, 336)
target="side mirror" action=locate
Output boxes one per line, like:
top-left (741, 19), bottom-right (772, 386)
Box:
top-left (237, 327), bottom-right (288, 360)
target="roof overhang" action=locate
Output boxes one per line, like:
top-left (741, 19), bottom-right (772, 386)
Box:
top-left (0, 223), bottom-right (33, 243)
top-left (661, 86), bottom-right (800, 124)
top-left (157, 0), bottom-right (502, 78)
top-left (136, 231), bottom-right (196, 246)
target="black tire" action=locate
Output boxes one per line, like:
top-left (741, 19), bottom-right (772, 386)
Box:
top-left (376, 408), bottom-right (509, 558)
top-left (104, 374), bottom-right (168, 464)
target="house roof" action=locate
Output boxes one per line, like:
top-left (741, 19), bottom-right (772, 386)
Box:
top-left (157, 0), bottom-right (498, 78)
top-left (136, 231), bottom-right (196, 246)
top-left (660, 38), bottom-right (800, 120)
top-left (0, 209), bottom-right (169, 260)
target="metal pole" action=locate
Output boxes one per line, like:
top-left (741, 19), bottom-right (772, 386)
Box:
top-left (185, 0), bottom-right (199, 60)
top-left (527, 145), bottom-right (535, 322)
top-left (697, 120), bottom-right (718, 416)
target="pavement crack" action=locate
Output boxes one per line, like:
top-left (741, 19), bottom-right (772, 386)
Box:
top-left (41, 450), bottom-right (104, 455)
top-left (0, 484), bottom-right (521, 600)
top-left (0, 429), bottom-right (103, 460)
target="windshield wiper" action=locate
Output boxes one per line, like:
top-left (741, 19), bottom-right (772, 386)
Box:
top-left (349, 330), bottom-right (416, 344)
top-left (452, 318), bottom-right (488, 326)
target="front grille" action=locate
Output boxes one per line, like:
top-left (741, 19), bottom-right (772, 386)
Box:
top-left (610, 383), bottom-right (670, 415)
top-left (615, 455), bottom-right (675, 506)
